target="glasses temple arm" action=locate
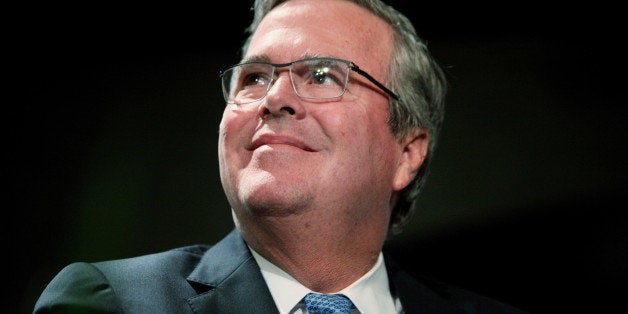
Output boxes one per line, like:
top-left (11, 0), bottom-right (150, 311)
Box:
top-left (350, 64), bottom-right (401, 102)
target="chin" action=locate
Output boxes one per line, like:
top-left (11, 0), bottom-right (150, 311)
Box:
top-left (238, 186), bottom-right (313, 218)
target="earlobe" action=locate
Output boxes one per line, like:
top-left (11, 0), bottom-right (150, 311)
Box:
top-left (392, 128), bottom-right (429, 191)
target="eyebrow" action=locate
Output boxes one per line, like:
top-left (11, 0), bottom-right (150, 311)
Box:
top-left (240, 55), bottom-right (271, 64)
top-left (240, 52), bottom-right (335, 64)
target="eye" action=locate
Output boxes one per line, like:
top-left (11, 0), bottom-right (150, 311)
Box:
top-left (241, 71), bottom-right (271, 87)
top-left (303, 64), bottom-right (345, 87)
top-left (312, 67), bottom-right (332, 84)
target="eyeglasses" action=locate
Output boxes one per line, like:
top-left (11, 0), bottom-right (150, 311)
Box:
top-left (219, 57), bottom-right (400, 105)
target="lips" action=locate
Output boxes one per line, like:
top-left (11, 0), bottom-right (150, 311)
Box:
top-left (248, 134), bottom-right (316, 152)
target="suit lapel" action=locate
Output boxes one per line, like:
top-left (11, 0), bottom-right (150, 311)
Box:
top-left (186, 229), bottom-right (279, 313)
top-left (188, 232), bottom-right (461, 313)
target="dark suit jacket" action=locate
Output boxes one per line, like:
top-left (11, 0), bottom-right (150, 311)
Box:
top-left (34, 229), bottom-right (526, 313)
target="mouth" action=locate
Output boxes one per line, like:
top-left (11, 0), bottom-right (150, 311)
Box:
top-left (248, 134), bottom-right (316, 152)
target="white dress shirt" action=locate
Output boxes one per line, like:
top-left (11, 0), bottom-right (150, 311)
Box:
top-left (249, 247), bottom-right (402, 314)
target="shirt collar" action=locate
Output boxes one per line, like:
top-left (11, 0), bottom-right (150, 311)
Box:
top-left (250, 247), bottom-right (396, 314)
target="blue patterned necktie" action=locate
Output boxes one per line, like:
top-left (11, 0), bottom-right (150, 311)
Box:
top-left (303, 292), bottom-right (355, 314)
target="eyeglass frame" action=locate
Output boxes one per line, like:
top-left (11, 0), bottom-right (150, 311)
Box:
top-left (219, 57), bottom-right (401, 104)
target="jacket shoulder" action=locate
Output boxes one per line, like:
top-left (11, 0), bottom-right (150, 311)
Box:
top-left (33, 245), bottom-right (213, 313)
top-left (94, 244), bottom-right (211, 276)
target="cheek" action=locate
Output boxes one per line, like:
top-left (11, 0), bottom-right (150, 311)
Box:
top-left (322, 106), bottom-right (395, 167)
top-left (217, 122), bottom-right (234, 188)
top-left (218, 110), bottom-right (255, 175)
top-left (218, 113), bottom-right (254, 206)
top-left (323, 110), bottom-right (348, 133)
top-left (218, 115), bottom-right (235, 164)
top-left (320, 105), bottom-right (372, 141)
top-left (353, 108), bottom-right (400, 179)
top-left (219, 106), bottom-right (258, 147)
top-left (219, 107), bottom-right (247, 135)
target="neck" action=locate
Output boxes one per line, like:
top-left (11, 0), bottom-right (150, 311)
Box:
top-left (234, 209), bottom-right (389, 293)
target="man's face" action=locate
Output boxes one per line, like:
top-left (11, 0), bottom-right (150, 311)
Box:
top-left (218, 0), bottom-right (414, 225)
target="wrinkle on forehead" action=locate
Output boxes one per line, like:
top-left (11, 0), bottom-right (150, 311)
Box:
top-left (248, 0), bottom-right (394, 77)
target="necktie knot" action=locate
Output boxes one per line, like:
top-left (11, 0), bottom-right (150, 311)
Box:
top-left (303, 292), bottom-right (355, 314)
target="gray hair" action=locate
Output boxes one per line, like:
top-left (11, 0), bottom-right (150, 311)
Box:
top-left (241, 0), bottom-right (447, 236)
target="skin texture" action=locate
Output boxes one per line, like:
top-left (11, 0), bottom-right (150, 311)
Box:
top-left (218, 0), bottom-right (428, 293)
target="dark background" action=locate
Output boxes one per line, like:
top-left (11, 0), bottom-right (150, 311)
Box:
top-left (9, 1), bottom-right (625, 313)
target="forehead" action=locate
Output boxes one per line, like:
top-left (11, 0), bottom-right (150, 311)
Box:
top-left (247, 0), bottom-right (394, 75)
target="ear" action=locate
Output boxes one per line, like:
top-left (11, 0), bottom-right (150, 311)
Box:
top-left (392, 127), bottom-right (429, 191)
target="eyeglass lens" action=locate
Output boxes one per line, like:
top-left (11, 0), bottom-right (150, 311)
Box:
top-left (222, 58), bottom-right (351, 104)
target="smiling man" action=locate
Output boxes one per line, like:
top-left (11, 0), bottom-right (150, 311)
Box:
top-left (219, 0), bottom-right (425, 298)
top-left (33, 1), bottom-right (525, 313)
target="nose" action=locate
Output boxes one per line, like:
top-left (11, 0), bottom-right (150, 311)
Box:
top-left (258, 72), bottom-right (305, 119)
